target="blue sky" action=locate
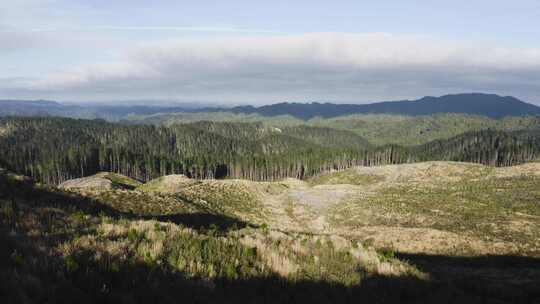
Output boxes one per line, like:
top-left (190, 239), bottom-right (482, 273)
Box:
top-left (1, 0), bottom-right (540, 104)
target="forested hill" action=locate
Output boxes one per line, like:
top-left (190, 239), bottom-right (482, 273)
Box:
top-left (0, 117), bottom-right (375, 184)
top-left (1, 117), bottom-right (540, 185)
top-left (227, 94), bottom-right (540, 119)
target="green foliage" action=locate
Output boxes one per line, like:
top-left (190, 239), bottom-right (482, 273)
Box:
top-left (308, 169), bottom-right (383, 186)
top-left (65, 255), bottom-right (79, 273)
top-left (0, 117), bottom-right (373, 184)
top-left (362, 238), bottom-right (375, 248)
top-left (260, 223), bottom-right (269, 235)
top-left (2, 117), bottom-right (540, 186)
top-left (292, 238), bottom-right (363, 286)
top-left (244, 246), bottom-right (257, 259)
top-left (127, 228), bottom-right (144, 243)
top-left (70, 210), bottom-right (88, 228)
top-left (310, 113), bottom-right (539, 146)
top-left (128, 111), bottom-right (305, 126)
top-left (377, 248), bottom-right (396, 262)
top-left (130, 111), bottom-right (540, 146)
top-left (103, 172), bottom-right (142, 189)
top-left (165, 233), bottom-right (267, 280)
top-left (413, 129), bottom-right (540, 166)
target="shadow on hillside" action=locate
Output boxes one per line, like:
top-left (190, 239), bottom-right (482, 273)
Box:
top-left (0, 174), bottom-right (249, 233)
top-left (0, 231), bottom-right (422, 304)
top-left (396, 252), bottom-right (540, 270)
top-left (151, 212), bottom-right (252, 231)
top-left (2, 174), bottom-right (540, 303)
top-left (3, 232), bottom-right (539, 304)
top-left (395, 252), bottom-right (540, 301)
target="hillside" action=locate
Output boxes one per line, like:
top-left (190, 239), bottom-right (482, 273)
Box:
top-left (131, 112), bottom-right (540, 146)
top-left (0, 117), bottom-right (375, 184)
top-left (2, 162), bottom-right (540, 303)
top-left (58, 172), bottom-right (142, 190)
top-left (225, 93), bottom-right (540, 119)
top-left (310, 113), bottom-right (540, 146)
top-left (2, 117), bottom-right (540, 185)
top-left (136, 161), bottom-right (540, 256)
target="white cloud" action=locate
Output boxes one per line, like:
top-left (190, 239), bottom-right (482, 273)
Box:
top-left (8, 32), bottom-right (540, 103)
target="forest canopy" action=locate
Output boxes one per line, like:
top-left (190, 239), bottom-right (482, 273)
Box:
top-left (1, 117), bottom-right (539, 184)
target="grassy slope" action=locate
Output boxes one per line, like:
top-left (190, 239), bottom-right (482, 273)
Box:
top-left (102, 172), bottom-right (142, 188)
top-left (2, 162), bottom-right (540, 303)
top-left (134, 162), bottom-right (540, 257)
top-left (325, 163), bottom-right (540, 255)
top-left (0, 170), bottom-right (425, 304)
top-left (307, 168), bottom-right (384, 186)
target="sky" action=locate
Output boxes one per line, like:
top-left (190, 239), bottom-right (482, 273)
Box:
top-left (1, 0), bottom-right (540, 105)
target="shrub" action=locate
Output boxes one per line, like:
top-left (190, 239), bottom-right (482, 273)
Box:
top-left (378, 247), bottom-right (395, 262)
top-left (127, 228), bottom-right (144, 243)
top-left (244, 247), bottom-right (257, 259)
top-left (65, 255), bottom-right (79, 273)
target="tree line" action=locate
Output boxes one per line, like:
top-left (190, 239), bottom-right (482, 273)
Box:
top-left (0, 117), bottom-right (539, 184)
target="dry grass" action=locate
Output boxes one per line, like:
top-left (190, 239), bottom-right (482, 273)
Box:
top-left (58, 161), bottom-right (540, 258)
top-left (59, 172), bottom-right (141, 190)
top-left (3, 162), bottom-right (540, 303)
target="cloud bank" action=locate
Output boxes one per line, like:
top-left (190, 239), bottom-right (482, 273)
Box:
top-left (4, 32), bottom-right (540, 104)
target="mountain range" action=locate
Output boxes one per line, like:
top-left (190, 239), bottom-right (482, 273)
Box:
top-left (1, 93), bottom-right (539, 120)
top-left (229, 93), bottom-right (540, 119)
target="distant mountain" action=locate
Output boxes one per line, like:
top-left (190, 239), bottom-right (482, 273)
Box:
top-left (226, 94), bottom-right (540, 119)
top-left (0, 100), bottom-right (198, 121)
top-left (1, 93), bottom-right (539, 120)
top-left (0, 100), bottom-right (66, 116)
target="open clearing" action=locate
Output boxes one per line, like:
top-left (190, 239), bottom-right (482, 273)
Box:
top-left (9, 161), bottom-right (539, 302)
top-left (97, 161), bottom-right (540, 257)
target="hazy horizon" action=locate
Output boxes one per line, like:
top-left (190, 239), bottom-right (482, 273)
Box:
top-left (3, 92), bottom-right (538, 108)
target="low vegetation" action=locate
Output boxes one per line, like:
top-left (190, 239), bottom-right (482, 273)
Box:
top-left (2, 161), bottom-right (539, 303)
top-left (1, 170), bottom-right (427, 303)
top-left (308, 168), bottom-right (384, 186)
